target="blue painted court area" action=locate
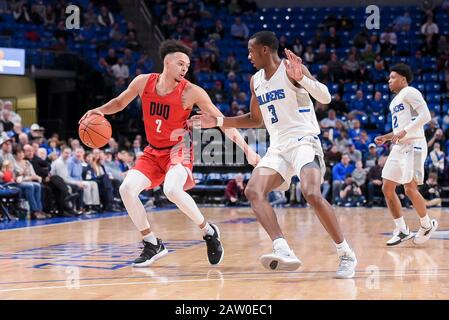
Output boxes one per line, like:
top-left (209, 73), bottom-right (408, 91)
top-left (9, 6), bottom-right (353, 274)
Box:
top-left (0, 211), bottom-right (129, 231)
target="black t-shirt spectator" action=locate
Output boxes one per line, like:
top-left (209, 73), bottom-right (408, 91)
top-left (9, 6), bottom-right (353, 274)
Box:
top-left (1, 119), bottom-right (13, 132)
top-left (28, 155), bottom-right (51, 178)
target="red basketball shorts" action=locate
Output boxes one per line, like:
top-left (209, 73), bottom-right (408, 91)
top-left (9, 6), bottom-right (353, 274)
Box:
top-left (132, 144), bottom-right (195, 191)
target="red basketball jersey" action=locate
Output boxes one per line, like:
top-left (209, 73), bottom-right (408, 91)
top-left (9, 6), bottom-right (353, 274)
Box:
top-left (141, 73), bottom-right (192, 149)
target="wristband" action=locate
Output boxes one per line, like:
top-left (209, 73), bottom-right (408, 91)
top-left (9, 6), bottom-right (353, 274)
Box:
top-left (216, 116), bottom-right (224, 127)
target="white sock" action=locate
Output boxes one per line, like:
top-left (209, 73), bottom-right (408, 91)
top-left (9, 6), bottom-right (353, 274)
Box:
top-left (420, 215), bottom-right (431, 229)
top-left (202, 222), bottom-right (215, 236)
top-left (394, 217), bottom-right (407, 232)
top-left (143, 232), bottom-right (157, 245)
top-left (335, 239), bottom-right (354, 257)
top-left (273, 238), bottom-right (290, 251)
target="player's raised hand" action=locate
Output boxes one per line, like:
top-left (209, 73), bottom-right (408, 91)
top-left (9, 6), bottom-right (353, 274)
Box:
top-left (284, 48), bottom-right (304, 82)
top-left (79, 108), bottom-right (104, 124)
top-left (189, 112), bottom-right (217, 129)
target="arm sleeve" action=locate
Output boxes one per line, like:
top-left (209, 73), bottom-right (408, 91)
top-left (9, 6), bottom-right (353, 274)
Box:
top-left (403, 89), bottom-right (431, 134)
top-left (298, 75), bottom-right (332, 104)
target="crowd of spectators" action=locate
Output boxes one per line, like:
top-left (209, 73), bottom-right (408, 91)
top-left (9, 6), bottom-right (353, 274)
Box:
top-left (0, 98), bottom-right (145, 221)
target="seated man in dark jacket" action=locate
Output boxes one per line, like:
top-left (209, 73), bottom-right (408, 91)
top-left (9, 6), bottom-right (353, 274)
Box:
top-left (23, 144), bottom-right (78, 216)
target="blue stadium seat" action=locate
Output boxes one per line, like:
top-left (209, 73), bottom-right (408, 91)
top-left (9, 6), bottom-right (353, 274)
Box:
top-left (374, 83), bottom-right (389, 92)
top-left (426, 93), bottom-right (441, 103)
top-left (427, 103), bottom-right (441, 113)
top-left (344, 82), bottom-right (358, 93)
top-left (422, 73), bottom-right (438, 82)
top-left (414, 83), bottom-right (425, 92)
top-left (425, 83), bottom-right (440, 93)
top-left (360, 83), bottom-right (374, 93)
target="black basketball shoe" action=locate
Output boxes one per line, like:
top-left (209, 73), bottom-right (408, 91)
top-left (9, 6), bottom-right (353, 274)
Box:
top-left (203, 223), bottom-right (224, 265)
top-left (133, 238), bottom-right (168, 267)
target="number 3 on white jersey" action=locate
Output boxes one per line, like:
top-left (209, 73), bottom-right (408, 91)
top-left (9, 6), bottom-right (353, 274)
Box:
top-left (155, 119), bottom-right (162, 133)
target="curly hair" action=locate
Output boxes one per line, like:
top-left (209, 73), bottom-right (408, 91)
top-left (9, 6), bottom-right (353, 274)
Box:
top-left (159, 40), bottom-right (192, 60)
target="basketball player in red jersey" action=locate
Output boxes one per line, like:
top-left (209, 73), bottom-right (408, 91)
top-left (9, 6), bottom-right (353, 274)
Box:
top-left (81, 40), bottom-right (259, 267)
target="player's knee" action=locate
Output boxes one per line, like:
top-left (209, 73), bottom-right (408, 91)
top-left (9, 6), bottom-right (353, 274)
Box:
top-left (404, 185), bottom-right (415, 198)
top-left (302, 189), bottom-right (322, 205)
top-left (382, 183), bottom-right (392, 196)
top-left (163, 183), bottom-right (180, 201)
top-left (244, 185), bottom-right (265, 202)
top-left (119, 181), bottom-right (138, 200)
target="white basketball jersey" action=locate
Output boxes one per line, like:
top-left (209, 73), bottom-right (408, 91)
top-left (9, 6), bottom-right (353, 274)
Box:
top-left (253, 60), bottom-right (320, 147)
top-left (388, 86), bottom-right (428, 142)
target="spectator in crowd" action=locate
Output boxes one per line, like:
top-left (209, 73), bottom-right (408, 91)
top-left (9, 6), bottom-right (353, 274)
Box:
top-left (44, 4), bottom-right (56, 26)
top-left (365, 143), bottom-right (379, 168)
top-left (349, 91), bottom-right (366, 112)
top-left (1, 109), bottom-right (14, 132)
top-left (332, 153), bottom-right (355, 203)
top-left (361, 44), bottom-right (377, 65)
top-left (420, 172), bottom-right (442, 207)
top-left (230, 16), bottom-right (249, 41)
top-left (51, 147), bottom-right (86, 214)
top-left (209, 19), bottom-right (225, 40)
top-left (421, 15), bottom-right (439, 37)
top-left (228, 0), bottom-right (242, 15)
top-left (68, 148), bottom-right (101, 212)
top-left (3, 100), bottom-right (22, 124)
top-left (98, 5), bottom-right (114, 27)
top-left (27, 123), bottom-right (45, 143)
top-left (315, 43), bottom-right (331, 64)
top-left (335, 129), bottom-right (352, 154)
top-left (369, 91), bottom-right (387, 117)
top-left (324, 144), bottom-right (342, 167)
top-left (225, 173), bottom-right (246, 206)
top-left (352, 160), bottom-right (369, 194)
top-left (112, 58), bottom-right (130, 80)
top-left (292, 37), bottom-right (304, 57)
top-left (324, 26), bottom-right (341, 49)
top-left (303, 46), bottom-right (315, 64)
top-left (13, 3), bottom-right (31, 23)
top-left (320, 109), bottom-right (338, 129)
top-left (0, 134), bottom-right (14, 166)
top-left (223, 53), bottom-right (240, 73)
top-left (429, 142), bottom-right (445, 174)
top-left (428, 128), bottom-right (445, 151)
top-left (277, 35), bottom-right (291, 56)
top-left (394, 10), bottom-right (412, 32)
top-left (349, 119), bottom-right (362, 140)
top-left (105, 48), bottom-right (118, 66)
top-left (89, 149), bottom-right (115, 212)
top-left (13, 146), bottom-right (48, 220)
top-left (347, 143), bottom-right (362, 164)
top-left (338, 174), bottom-right (364, 207)
top-left (366, 155), bottom-right (387, 207)
top-left (344, 53), bottom-right (360, 78)
top-left (23, 144), bottom-right (77, 217)
top-left (380, 26), bottom-right (397, 56)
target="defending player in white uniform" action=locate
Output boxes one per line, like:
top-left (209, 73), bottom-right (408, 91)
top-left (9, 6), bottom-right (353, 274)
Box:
top-left (193, 31), bottom-right (357, 279)
top-left (375, 63), bottom-right (438, 246)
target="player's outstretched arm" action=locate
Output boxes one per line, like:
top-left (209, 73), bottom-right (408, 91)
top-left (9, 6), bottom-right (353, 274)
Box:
top-left (284, 49), bottom-right (331, 104)
top-left (79, 74), bottom-right (145, 123)
top-left (189, 84), bottom-right (260, 166)
top-left (190, 76), bottom-right (263, 129)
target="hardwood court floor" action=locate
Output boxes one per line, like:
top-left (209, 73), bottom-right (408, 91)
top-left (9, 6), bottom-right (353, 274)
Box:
top-left (0, 206), bottom-right (449, 300)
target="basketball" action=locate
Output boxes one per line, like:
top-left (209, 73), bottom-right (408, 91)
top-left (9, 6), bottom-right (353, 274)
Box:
top-left (78, 114), bottom-right (112, 148)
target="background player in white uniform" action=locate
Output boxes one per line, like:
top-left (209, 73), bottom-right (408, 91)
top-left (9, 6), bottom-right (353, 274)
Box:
top-left (375, 63), bottom-right (438, 246)
top-left (192, 31), bottom-right (357, 279)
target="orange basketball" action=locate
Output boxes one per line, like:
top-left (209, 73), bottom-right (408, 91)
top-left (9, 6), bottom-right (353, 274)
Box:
top-left (79, 114), bottom-right (112, 148)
